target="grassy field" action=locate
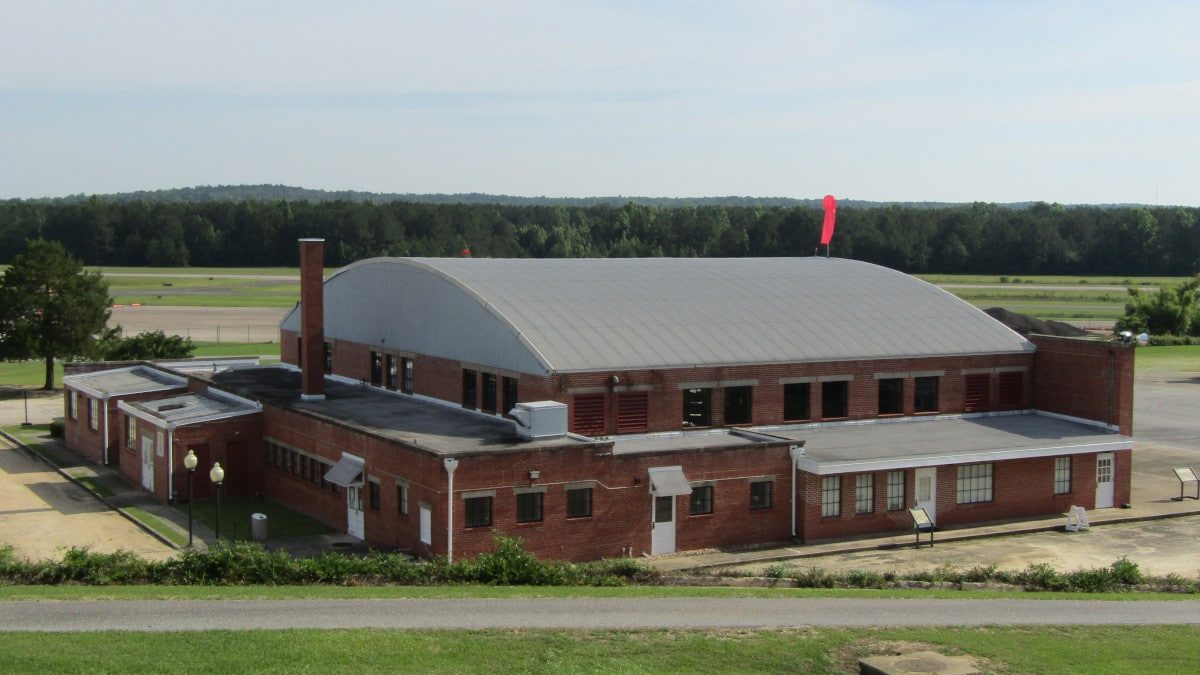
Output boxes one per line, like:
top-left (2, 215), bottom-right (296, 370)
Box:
top-left (177, 498), bottom-right (331, 542)
top-left (0, 342), bottom-right (278, 389)
top-left (1136, 345), bottom-right (1200, 372)
top-left (0, 625), bottom-right (1195, 673)
top-left (107, 276), bottom-right (300, 308)
top-left (917, 274), bottom-right (1186, 287)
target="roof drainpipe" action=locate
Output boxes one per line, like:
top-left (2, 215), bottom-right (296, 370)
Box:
top-left (443, 458), bottom-right (459, 563)
top-left (789, 443), bottom-right (805, 540)
top-left (166, 425), bottom-right (176, 502)
top-left (101, 395), bottom-right (110, 466)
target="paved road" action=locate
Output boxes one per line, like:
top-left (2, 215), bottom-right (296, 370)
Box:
top-left (938, 283), bottom-right (1157, 292)
top-left (2, 598), bottom-right (1198, 632)
top-left (1135, 372), bottom-right (1200, 453)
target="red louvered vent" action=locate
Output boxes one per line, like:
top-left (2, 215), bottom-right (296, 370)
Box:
top-left (964, 374), bottom-right (990, 411)
top-left (616, 392), bottom-right (649, 434)
top-left (572, 394), bottom-right (606, 436)
top-left (998, 371), bottom-right (1024, 407)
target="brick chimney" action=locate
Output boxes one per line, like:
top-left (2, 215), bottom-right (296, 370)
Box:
top-left (299, 238), bottom-right (326, 400)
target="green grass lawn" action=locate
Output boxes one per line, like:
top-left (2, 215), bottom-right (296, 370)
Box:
top-left (191, 341), bottom-right (281, 358)
top-left (918, 274), bottom-right (1185, 286)
top-left (176, 498), bottom-right (331, 542)
top-left (0, 625), bottom-right (1194, 674)
top-left (0, 343), bottom-right (277, 388)
top-left (1136, 344), bottom-right (1200, 372)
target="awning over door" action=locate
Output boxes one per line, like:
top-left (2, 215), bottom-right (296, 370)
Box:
top-left (324, 454), bottom-right (365, 487)
top-left (648, 466), bottom-right (692, 496)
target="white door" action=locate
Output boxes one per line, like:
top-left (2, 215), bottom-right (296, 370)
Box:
top-left (140, 436), bottom-right (154, 492)
top-left (915, 467), bottom-right (937, 524)
top-left (419, 504), bottom-right (432, 545)
top-left (346, 485), bottom-right (365, 539)
top-left (1095, 453), bottom-right (1115, 508)
top-left (651, 495), bottom-right (676, 555)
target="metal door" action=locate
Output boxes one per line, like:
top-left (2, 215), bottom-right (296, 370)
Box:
top-left (140, 436), bottom-right (154, 492)
top-left (346, 485), bottom-right (365, 539)
top-left (915, 467), bottom-right (937, 524)
top-left (651, 495), bottom-right (676, 555)
top-left (1095, 453), bottom-right (1115, 508)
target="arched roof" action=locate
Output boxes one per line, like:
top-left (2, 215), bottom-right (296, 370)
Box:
top-left (281, 257), bottom-right (1033, 375)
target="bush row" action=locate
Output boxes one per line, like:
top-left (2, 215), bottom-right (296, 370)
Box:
top-left (757, 557), bottom-right (1197, 593)
top-left (0, 536), bottom-right (658, 587)
top-left (1146, 335), bottom-right (1200, 346)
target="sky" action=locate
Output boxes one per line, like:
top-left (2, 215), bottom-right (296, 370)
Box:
top-left (2, 1), bottom-right (1198, 204)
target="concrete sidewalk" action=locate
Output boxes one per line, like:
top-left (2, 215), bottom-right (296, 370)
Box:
top-left (651, 442), bottom-right (1200, 572)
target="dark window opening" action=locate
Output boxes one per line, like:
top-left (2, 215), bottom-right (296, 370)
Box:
top-left (300, 456), bottom-right (309, 481)
top-left (914, 376), bottom-right (939, 413)
top-left (821, 381), bottom-right (849, 419)
top-left (481, 373), bottom-right (498, 414)
top-left (464, 496), bottom-right (492, 528)
top-left (385, 354), bottom-right (398, 390)
top-left (462, 369), bottom-right (477, 409)
top-left (369, 481), bottom-right (381, 510)
top-left (501, 376), bottom-right (518, 416)
top-left (296, 337), bottom-right (302, 368)
top-left (616, 392), bottom-right (649, 433)
top-left (783, 382), bottom-right (811, 421)
top-left (998, 371), bottom-right (1024, 407)
top-left (682, 388), bottom-right (712, 427)
top-left (877, 378), bottom-right (903, 415)
top-left (370, 351), bottom-right (383, 386)
top-left (572, 394), bottom-right (606, 436)
top-left (750, 481), bottom-right (772, 510)
top-left (690, 485), bottom-right (714, 515)
top-left (323, 342), bottom-right (333, 374)
top-left (964, 374), bottom-right (990, 411)
top-left (516, 492), bottom-right (543, 523)
top-left (566, 487), bottom-right (592, 518)
top-left (402, 357), bottom-right (414, 394)
top-left (724, 386), bottom-right (753, 425)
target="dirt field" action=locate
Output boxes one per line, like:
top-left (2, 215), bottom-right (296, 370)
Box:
top-left (109, 306), bottom-right (288, 342)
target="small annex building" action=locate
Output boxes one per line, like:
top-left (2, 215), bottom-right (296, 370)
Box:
top-left (62, 239), bottom-right (1135, 561)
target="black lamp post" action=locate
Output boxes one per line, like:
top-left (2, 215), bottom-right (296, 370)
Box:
top-left (210, 461), bottom-right (225, 541)
top-left (184, 450), bottom-right (198, 547)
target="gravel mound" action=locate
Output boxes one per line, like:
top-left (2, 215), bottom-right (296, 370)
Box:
top-left (984, 307), bottom-right (1090, 337)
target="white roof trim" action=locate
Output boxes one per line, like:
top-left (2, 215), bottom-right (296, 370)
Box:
top-left (797, 440), bottom-right (1132, 475)
top-left (63, 365), bottom-right (187, 400)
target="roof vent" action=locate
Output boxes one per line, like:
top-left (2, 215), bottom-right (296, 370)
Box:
top-left (509, 401), bottom-right (568, 441)
top-left (156, 403), bottom-right (186, 412)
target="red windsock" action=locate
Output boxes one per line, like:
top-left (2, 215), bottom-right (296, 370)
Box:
top-left (820, 195), bottom-right (837, 246)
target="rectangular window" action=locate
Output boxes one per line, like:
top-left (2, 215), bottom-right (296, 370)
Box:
top-left (481, 372), bottom-right (498, 413)
top-left (402, 357), bottom-right (414, 393)
top-left (783, 382), bottom-right (811, 421)
top-left (501, 376), bottom-right (518, 415)
top-left (749, 480), bottom-right (772, 510)
top-left (385, 354), bottom-right (398, 390)
top-left (886, 470), bottom-right (906, 510)
top-left (682, 387), bottom-right (712, 427)
top-left (821, 380), bottom-right (848, 419)
top-left (324, 342), bottom-right (333, 373)
top-left (464, 496), bottom-right (492, 528)
top-left (616, 392), bottom-right (649, 433)
top-left (914, 376), bottom-right (940, 413)
top-left (310, 458), bottom-right (321, 485)
top-left (877, 378), bottom-right (903, 415)
top-left (572, 394), bottom-right (606, 435)
top-left (723, 386), bottom-right (753, 425)
top-left (370, 351), bottom-right (383, 386)
top-left (396, 480), bottom-right (409, 515)
top-left (956, 463), bottom-right (993, 504)
top-left (68, 390), bottom-right (78, 420)
top-left (821, 476), bottom-right (841, 517)
top-left (690, 485), bottom-right (714, 515)
top-left (369, 480), bottom-right (381, 510)
top-left (998, 371), bottom-right (1024, 407)
top-left (1054, 456), bottom-right (1072, 494)
top-left (964, 374), bottom-right (990, 411)
top-left (516, 491), bottom-right (543, 523)
top-left (282, 449), bottom-right (290, 472)
top-left (461, 369), bottom-right (477, 409)
top-left (126, 415), bottom-right (137, 449)
top-left (566, 487), bottom-right (592, 518)
top-left (300, 456), bottom-right (309, 481)
top-left (290, 450), bottom-right (299, 476)
top-left (855, 473), bottom-right (875, 514)
top-left (88, 398), bottom-right (99, 431)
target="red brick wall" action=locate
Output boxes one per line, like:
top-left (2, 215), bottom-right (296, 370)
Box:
top-left (63, 386), bottom-right (187, 467)
top-left (1031, 336), bottom-right (1135, 434)
top-left (118, 413), bottom-right (262, 503)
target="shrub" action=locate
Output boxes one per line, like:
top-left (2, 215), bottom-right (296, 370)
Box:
top-left (1109, 556), bottom-right (1142, 586)
top-left (845, 569), bottom-right (885, 588)
top-left (763, 563), bottom-right (788, 579)
top-left (788, 567), bottom-right (836, 588)
top-left (1018, 563), bottom-right (1068, 591)
top-left (48, 421), bottom-right (64, 438)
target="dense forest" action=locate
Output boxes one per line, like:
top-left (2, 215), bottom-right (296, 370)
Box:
top-left (0, 197), bottom-right (1196, 276)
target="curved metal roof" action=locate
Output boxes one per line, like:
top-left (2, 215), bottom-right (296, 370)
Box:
top-left (281, 257), bottom-right (1033, 375)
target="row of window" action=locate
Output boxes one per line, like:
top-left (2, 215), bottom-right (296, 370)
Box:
top-left (370, 351), bottom-right (415, 393)
top-left (464, 486), bottom-right (593, 528)
top-left (68, 390), bottom-right (101, 431)
top-left (265, 441), bottom-right (342, 494)
top-left (462, 368), bottom-right (520, 415)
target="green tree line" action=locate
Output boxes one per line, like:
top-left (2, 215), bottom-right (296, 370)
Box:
top-left (1, 198), bottom-right (1197, 275)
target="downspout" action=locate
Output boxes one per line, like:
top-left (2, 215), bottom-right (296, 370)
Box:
top-left (101, 395), bottom-right (110, 466)
top-left (443, 457), bottom-right (459, 563)
top-left (166, 423), bottom-right (177, 502)
top-left (789, 443), bottom-right (805, 540)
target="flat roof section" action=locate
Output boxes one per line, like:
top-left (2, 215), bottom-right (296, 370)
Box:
top-left (611, 429), bottom-right (777, 456)
top-left (122, 391), bottom-right (261, 427)
top-left (62, 365), bottom-right (186, 398)
top-left (204, 367), bottom-right (602, 457)
top-left (758, 412), bottom-right (1132, 474)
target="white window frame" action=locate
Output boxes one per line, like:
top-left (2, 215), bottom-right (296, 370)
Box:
top-left (1054, 456), bottom-right (1072, 494)
top-left (68, 390), bottom-right (78, 420)
top-left (396, 478), bottom-right (409, 515)
top-left (855, 473), bottom-right (875, 514)
top-left (956, 463), bottom-right (993, 504)
top-left (821, 476), bottom-right (841, 517)
top-left (87, 398), bottom-right (99, 431)
top-left (886, 470), bottom-right (906, 510)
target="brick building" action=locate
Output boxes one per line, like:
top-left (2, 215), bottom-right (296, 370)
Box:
top-left (61, 239), bottom-right (1135, 561)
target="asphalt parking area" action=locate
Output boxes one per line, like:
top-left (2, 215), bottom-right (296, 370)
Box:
top-left (0, 438), bottom-right (174, 562)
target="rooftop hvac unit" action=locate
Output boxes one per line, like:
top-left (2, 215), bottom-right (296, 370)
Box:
top-left (510, 401), bottom-right (568, 441)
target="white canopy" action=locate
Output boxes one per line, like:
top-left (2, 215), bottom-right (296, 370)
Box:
top-left (648, 466), bottom-right (693, 496)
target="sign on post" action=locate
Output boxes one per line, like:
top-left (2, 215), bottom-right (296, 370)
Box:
top-left (1171, 467), bottom-right (1199, 501)
top-left (908, 507), bottom-right (934, 548)
top-left (1065, 505), bottom-right (1090, 532)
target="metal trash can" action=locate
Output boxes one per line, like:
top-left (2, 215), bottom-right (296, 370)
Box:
top-left (250, 513), bottom-right (268, 541)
